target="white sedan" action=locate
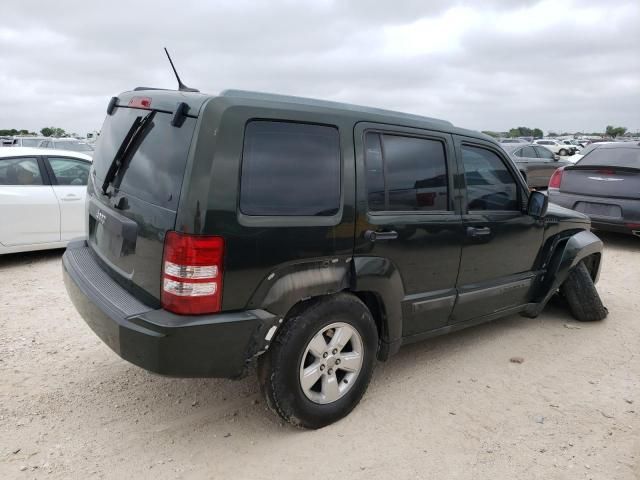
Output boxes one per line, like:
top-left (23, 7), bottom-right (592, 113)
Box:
top-left (0, 147), bottom-right (91, 254)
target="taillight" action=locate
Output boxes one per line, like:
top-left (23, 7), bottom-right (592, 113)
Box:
top-left (161, 231), bottom-right (224, 315)
top-left (549, 167), bottom-right (564, 189)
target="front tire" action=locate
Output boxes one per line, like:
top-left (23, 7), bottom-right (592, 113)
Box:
top-left (257, 293), bottom-right (378, 429)
top-left (559, 148), bottom-right (569, 156)
top-left (561, 261), bottom-right (608, 321)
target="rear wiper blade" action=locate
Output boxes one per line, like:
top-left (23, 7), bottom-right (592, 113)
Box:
top-left (101, 110), bottom-right (156, 196)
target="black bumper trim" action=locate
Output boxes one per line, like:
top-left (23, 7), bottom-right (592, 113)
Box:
top-left (63, 241), bottom-right (279, 378)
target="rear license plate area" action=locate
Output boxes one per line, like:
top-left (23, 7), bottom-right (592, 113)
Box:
top-left (574, 202), bottom-right (622, 218)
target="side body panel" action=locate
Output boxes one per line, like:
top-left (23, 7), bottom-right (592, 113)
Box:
top-left (178, 99), bottom-right (357, 313)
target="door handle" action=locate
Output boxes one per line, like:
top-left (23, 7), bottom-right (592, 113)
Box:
top-left (466, 226), bottom-right (491, 238)
top-left (61, 194), bottom-right (81, 202)
top-left (364, 229), bottom-right (399, 242)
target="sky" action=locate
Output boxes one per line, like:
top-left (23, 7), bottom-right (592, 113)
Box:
top-left (1, 0), bottom-right (639, 136)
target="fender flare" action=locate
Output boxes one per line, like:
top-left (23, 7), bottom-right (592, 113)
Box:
top-left (247, 258), bottom-right (351, 319)
top-left (351, 256), bottom-right (405, 355)
top-left (248, 256), bottom-right (406, 359)
top-left (525, 230), bottom-right (603, 317)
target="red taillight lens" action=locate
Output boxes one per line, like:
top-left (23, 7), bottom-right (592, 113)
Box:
top-left (161, 231), bottom-right (224, 315)
top-left (128, 96), bottom-right (152, 109)
top-left (549, 167), bottom-right (564, 189)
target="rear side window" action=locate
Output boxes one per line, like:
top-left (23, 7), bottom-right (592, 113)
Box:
top-left (461, 145), bottom-right (519, 211)
top-left (48, 157), bottom-right (91, 186)
top-left (240, 121), bottom-right (340, 216)
top-left (0, 157), bottom-right (43, 185)
top-left (365, 132), bottom-right (448, 212)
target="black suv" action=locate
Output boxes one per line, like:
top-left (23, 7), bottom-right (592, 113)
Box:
top-left (63, 89), bottom-right (607, 429)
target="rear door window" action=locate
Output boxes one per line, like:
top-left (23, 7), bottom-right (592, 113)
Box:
top-left (461, 145), bottom-right (519, 211)
top-left (364, 132), bottom-right (449, 212)
top-left (47, 157), bottom-right (91, 185)
top-left (0, 157), bottom-right (43, 185)
top-left (240, 121), bottom-right (341, 216)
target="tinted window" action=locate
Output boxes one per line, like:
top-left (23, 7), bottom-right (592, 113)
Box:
top-left (92, 108), bottom-right (197, 209)
top-left (365, 133), bottom-right (448, 212)
top-left (516, 146), bottom-right (536, 158)
top-left (462, 145), bottom-right (519, 211)
top-left (534, 146), bottom-right (554, 160)
top-left (578, 147), bottom-right (640, 168)
top-left (0, 157), bottom-right (43, 185)
top-left (240, 121), bottom-right (340, 216)
top-left (48, 157), bottom-right (91, 186)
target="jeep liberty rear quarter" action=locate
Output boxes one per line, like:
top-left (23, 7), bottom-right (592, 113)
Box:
top-left (63, 88), bottom-right (607, 428)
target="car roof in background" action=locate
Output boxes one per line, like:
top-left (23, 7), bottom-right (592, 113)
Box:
top-left (590, 141), bottom-right (640, 150)
top-left (0, 147), bottom-right (92, 161)
top-left (501, 143), bottom-right (536, 152)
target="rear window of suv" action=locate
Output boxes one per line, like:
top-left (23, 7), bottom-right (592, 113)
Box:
top-left (92, 107), bottom-right (196, 210)
top-left (240, 121), bottom-right (341, 216)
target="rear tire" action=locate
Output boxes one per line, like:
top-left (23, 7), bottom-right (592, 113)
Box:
top-left (559, 148), bottom-right (568, 156)
top-left (560, 261), bottom-right (608, 321)
top-left (257, 293), bottom-right (378, 429)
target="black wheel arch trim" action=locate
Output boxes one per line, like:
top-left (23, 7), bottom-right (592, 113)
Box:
top-left (524, 230), bottom-right (603, 317)
top-left (246, 255), bottom-right (405, 361)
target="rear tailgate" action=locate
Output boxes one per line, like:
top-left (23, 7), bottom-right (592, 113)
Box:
top-left (87, 91), bottom-right (205, 305)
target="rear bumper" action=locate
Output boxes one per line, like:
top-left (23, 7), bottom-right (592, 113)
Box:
top-left (62, 240), bottom-right (279, 378)
top-left (548, 191), bottom-right (640, 235)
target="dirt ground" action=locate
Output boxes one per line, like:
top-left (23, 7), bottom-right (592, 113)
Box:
top-left (1, 231), bottom-right (639, 480)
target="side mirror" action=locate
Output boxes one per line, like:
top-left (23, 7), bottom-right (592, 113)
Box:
top-left (528, 190), bottom-right (548, 218)
top-left (553, 154), bottom-right (560, 161)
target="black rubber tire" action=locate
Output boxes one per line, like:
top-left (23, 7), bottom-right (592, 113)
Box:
top-left (560, 261), bottom-right (608, 322)
top-left (559, 148), bottom-right (568, 156)
top-left (257, 293), bottom-right (378, 429)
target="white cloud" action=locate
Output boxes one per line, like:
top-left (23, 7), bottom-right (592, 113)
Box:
top-left (0, 0), bottom-right (638, 135)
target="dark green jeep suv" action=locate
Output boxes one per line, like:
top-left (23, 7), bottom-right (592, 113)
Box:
top-left (63, 88), bottom-right (607, 428)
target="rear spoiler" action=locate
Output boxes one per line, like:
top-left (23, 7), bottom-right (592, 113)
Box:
top-left (106, 96), bottom-right (195, 128)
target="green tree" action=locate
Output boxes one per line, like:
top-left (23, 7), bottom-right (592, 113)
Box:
top-left (40, 127), bottom-right (67, 137)
top-left (605, 125), bottom-right (627, 138)
top-left (532, 128), bottom-right (543, 139)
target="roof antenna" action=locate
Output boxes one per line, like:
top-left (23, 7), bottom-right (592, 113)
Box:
top-left (164, 47), bottom-right (199, 93)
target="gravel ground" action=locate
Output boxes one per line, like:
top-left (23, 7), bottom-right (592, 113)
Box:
top-left (1, 231), bottom-right (639, 479)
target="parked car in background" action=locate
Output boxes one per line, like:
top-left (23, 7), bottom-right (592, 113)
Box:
top-left (548, 142), bottom-right (640, 236)
top-left (0, 147), bottom-right (92, 254)
top-left (8, 136), bottom-right (47, 147)
top-left (38, 138), bottom-right (95, 157)
top-left (501, 143), bottom-right (569, 189)
top-left (561, 140), bottom-right (583, 152)
top-left (566, 141), bottom-right (616, 164)
top-left (63, 87), bottom-right (607, 429)
top-left (534, 139), bottom-right (577, 156)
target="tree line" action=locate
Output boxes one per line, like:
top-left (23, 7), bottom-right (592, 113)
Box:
top-left (0, 126), bottom-right (71, 137)
top-left (482, 125), bottom-right (629, 139)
